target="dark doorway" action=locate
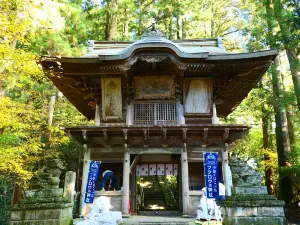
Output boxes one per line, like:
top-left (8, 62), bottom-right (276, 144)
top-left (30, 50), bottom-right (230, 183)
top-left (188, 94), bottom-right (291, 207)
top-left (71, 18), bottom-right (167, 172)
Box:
top-left (136, 175), bottom-right (178, 211)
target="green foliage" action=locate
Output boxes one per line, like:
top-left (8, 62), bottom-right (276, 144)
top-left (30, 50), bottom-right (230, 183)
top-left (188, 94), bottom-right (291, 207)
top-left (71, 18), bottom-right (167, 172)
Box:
top-left (0, 0), bottom-right (299, 208)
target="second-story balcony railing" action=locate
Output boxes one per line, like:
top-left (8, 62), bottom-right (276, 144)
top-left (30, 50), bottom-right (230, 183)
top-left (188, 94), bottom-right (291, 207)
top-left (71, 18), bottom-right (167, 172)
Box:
top-left (133, 102), bottom-right (177, 126)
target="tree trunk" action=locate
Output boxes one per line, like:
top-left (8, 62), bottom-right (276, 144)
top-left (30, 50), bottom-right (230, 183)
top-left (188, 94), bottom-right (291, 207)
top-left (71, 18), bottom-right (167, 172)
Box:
top-left (265, 0), bottom-right (293, 203)
top-left (279, 57), bottom-right (295, 145)
top-left (182, 18), bottom-right (186, 39)
top-left (210, 1), bottom-right (215, 38)
top-left (105, 11), bottom-right (110, 40)
top-left (107, 0), bottom-right (118, 41)
top-left (123, 8), bottom-right (129, 38)
top-left (262, 112), bottom-right (274, 195)
top-left (168, 18), bottom-right (173, 40)
top-left (48, 95), bottom-right (56, 126)
top-left (176, 16), bottom-right (181, 39)
top-left (272, 0), bottom-right (300, 110)
top-left (271, 58), bottom-right (293, 202)
top-left (259, 81), bottom-right (274, 195)
top-left (0, 83), bottom-right (5, 98)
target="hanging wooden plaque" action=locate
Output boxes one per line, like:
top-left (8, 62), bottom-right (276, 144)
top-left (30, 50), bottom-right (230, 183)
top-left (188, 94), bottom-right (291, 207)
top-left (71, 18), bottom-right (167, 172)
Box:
top-left (184, 78), bottom-right (212, 115)
top-left (101, 77), bottom-right (122, 120)
top-left (135, 76), bottom-right (175, 100)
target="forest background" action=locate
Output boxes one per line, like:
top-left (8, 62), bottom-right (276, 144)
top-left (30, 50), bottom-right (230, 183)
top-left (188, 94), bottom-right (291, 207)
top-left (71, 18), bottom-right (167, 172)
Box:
top-left (0, 0), bottom-right (299, 221)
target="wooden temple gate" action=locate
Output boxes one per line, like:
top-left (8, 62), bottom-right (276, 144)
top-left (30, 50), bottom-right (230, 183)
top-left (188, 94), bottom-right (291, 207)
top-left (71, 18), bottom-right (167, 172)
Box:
top-left (40, 27), bottom-right (277, 217)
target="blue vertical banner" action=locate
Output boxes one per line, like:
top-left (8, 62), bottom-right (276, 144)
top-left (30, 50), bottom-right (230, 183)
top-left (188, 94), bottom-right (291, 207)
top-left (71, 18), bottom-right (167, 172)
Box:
top-left (84, 161), bottom-right (101, 204)
top-left (204, 152), bottom-right (219, 199)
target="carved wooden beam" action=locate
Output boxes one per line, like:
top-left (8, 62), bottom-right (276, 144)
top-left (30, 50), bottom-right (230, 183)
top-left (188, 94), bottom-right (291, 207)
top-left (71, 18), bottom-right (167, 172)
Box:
top-left (102, 129), bottom-right (108, 141)
top-left (152, 62), bottom-right (156, 70)
top-left (183, 142), bottom-right (187, 152)
top-left (130, 155), bottom-right (141, 172)
top-left (162, 128), bottom-right (167, 141)
top-left (82, 130), bottom-right (88, 142)
top-left (123, 129), bottom-right (128, 141)
top-left (203, 128), bottom-right (208, 142)
top-left (139, 56), bottom-right (167, 63)
top-left (65, 130), bottom-right (74, 141)
top-left (182, 128), bottom-right (187, 141)
top-left (143, 129), bottom-right (148, 141)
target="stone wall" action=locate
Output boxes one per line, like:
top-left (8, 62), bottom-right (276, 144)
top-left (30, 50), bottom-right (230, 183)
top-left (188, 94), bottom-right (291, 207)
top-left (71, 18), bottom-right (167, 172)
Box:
top-left (95, 191), bottom-right (122, 212)
top-left (188, 191), bottom-right (201, 216)
top-left (10, 207), bottom-right (73, 225)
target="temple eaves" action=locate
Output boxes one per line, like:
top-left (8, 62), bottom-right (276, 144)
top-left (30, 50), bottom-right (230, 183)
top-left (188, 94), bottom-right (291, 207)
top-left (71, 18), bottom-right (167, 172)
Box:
top-left (39, 28), bottom-right (277, 119)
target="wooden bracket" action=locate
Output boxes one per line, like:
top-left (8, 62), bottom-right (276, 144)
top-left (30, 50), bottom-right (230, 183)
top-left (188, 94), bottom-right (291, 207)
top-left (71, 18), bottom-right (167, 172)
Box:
top-left (124, 143), bottom-right (128, 152)
top-left (102, 129), bottom-right (108, 141)
top-left (223, 128), bottom-right (230, 142)
top-left (203, 128), bottom-right (208, 142)
top-left (143, 129), bottom-right (148, 141)
top-left (182, 128), bottom-right (187, 141)
top-left (82, 130), bottom-right (87, 141)
top-left (162, 128), bottom-right (167, 141)
top-left (183, 142), bottom-right (187, 152)
top-left (123, 129), bottom-right (128, 141)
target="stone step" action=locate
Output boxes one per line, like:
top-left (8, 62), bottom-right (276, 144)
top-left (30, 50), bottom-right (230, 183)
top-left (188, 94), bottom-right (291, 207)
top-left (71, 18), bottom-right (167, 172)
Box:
top-left (139, 222), bottom-right (188, 225)
top-left (138, 211), bottom-right (181, 216)
top-left (123, 216), bottom-right (195, 225)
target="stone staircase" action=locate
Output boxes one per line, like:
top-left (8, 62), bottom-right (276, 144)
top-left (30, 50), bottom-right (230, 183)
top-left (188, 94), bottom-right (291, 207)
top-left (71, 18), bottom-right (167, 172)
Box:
top-left (123, 216), bottom-right (196, 225)
top-left (143, 176), bottom-right (166, 210)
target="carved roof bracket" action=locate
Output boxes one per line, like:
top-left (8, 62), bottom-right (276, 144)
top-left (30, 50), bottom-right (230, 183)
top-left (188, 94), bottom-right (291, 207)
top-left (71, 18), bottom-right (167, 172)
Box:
top-left (182, 128), bottom-right (187, 141)
top-left (223, 128), bottom-right (230, 142)
top-left (143, 129), bottom-right (148, 141)
top-left (183, 142), bottom-right (187, 152)
top-left (139, 56), bottom-right (167, 63)
top-left (82, 130), bottom-right (88, 141)
top-left (123, 129), bottom-right (128, 141)
top-left (162, 128), bottom-right (167, 141)
top-left (203, 128), bottom-right (208, 143)
top-left (102, 129), bottom-right (108, 141)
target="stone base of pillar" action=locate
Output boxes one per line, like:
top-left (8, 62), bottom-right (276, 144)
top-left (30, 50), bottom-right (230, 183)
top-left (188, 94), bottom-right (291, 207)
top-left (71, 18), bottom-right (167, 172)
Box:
top-left (182, 214), bottom-right (191, 218)
top-left (10, 188), bottom-right (73, 225)
top-left (221, 187), bottom-right (285, 225)
top-left (221, 186), bottom-right (286, 225)
top-left (222, 157), bottom-right (286, 225)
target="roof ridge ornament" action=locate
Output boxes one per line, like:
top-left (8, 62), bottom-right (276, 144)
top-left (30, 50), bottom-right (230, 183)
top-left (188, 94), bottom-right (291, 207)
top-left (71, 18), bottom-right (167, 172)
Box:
top-left (141, 18), bottom-right (167, 39)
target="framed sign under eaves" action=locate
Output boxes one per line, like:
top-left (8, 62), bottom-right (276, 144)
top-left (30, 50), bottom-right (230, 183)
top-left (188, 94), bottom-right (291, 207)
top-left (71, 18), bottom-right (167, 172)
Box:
top-left (101, 77), bottom-right (122, 120)
top-left (134, 76), bottom-right (175, 100)
top-left (183, 78), bottom-right (212, 116)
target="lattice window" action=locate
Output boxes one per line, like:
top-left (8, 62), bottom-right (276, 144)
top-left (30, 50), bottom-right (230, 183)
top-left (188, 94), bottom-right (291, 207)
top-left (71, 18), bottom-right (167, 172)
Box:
top-left (133, 103), bottom-right (177, 125)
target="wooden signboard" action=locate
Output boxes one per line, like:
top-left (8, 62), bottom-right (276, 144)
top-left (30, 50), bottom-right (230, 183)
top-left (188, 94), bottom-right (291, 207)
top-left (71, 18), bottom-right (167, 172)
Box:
top-left (135, 76), bottom-right (175, 100)
top-left (101, 77), bottom-right (122, 120)
top-left (183, 78), bottom-right (212, 115)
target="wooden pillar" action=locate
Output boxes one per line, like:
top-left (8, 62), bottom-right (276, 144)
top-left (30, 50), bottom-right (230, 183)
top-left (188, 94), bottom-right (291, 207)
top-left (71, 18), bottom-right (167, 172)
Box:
top-left (79, 144), bottom-right (90, 216)
top-left (222, 143), bottom-right (232, 196)
top-left (130, 166), bottom-right (136, 214)
top-left (95, 99), bottom-right (101, 126)
top-left (181, 144), bottom-right (189, 216)
top-left (122, 145), bottom-right (130, 217)
top-left (212, 103), bottom-right (219, 124)
top-left (126, 104), bottom-right (133, 125)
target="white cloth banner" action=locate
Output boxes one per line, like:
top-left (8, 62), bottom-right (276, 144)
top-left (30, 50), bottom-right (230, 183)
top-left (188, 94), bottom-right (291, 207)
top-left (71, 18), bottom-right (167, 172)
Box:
top-left (149, 164), bottom-right (157, 175)
top-left (136, 164), bottom-right (179, 176)
top-left (165, 164), bottom-right (173, 175)
top-left (140, 164), bottom-right (149, 176)
top-left (157, 164), bottom-right (165, 175)
top-left (136, 165), bottom-right (141, 176)
top-left (173, 164), bottom-right (178, 176)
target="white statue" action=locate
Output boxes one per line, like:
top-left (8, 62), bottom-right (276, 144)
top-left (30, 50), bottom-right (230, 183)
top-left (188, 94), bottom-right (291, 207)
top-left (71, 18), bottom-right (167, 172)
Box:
top-left (196, 183), bottom-right (224, 221)
top-left (76, 196), bottom-right (122, 225)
